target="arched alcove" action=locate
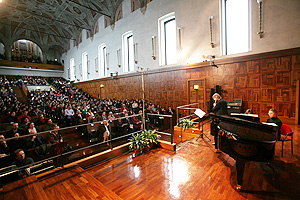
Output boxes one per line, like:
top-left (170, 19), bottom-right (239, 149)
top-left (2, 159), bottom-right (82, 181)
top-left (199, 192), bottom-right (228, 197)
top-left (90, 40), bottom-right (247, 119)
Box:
top-left (46, 45), bottom-right (64, 65)
top-left (11, 39), bottom-right (43, 63)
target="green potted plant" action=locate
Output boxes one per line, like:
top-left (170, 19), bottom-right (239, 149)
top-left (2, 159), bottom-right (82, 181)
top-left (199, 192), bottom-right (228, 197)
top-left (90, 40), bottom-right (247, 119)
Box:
top-left (128, 129), bottom-right (158, 154)
top-left (177, 118), bottom-right (195, 131)
top-left (143, 129), bottom-right (158, 149)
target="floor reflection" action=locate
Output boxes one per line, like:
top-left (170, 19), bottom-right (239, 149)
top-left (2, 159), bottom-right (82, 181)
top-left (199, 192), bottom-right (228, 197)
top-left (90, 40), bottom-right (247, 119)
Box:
top-left (166, 157), bottom-right (190, 198)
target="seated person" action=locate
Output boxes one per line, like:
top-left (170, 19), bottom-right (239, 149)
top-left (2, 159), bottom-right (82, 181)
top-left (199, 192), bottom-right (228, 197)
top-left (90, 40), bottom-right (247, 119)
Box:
top-left (116, 118), bottom-right (126, 135)
top-left (25, 123), bottom-right (47, 149)
top-left (86, 109), bottom-right (94, 118)
top-left (4, 111), bottom-right (18, 123)
top-left (6, 123), bottom-right (24, 138)
top-left (167, 106), bottom-right (175, 115)
top-left (35, 114), bottom-right (46, 125)
top-left (17, 110), bottom-right (31, 123)
top-left (99, 111), bottom-right (107, 121)
top-left (13, 149), bottom-right (34, 179)
top-left (267, 108), bottom-right (282, 140)
top-left (100, 121), bottom-right (110, 145)
top-left (73, 110), bottom-right (83, 125)
top-left (7, 132), bottom-right (28, 154)
top-left (245, 109), bottom-right (254, 114)
top-left (137, 110), bottom-right (143, 121)
top-left (122, 113), bottom-right (134, 134)
top-left (44, 119), bottom-right (55, 131)
top-left (86, 114), bottom-right (93, 124)
top-left (131, 112), bottom-right (142, 131)
top-left (19, 117), bottom-right (30, 129)
top-left (65, 105), bottom-right (74, 126)
top-left (107, 112), bottom-right (115, 121)
top-left (46, 125), bottom-right (62, 144)
top-left (0, 135), bottom-right (10, 157)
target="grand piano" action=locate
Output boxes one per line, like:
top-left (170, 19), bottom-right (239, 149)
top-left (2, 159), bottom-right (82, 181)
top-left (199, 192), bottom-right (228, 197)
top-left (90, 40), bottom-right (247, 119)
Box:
top-left (210, 113), bottom-right (278, 190)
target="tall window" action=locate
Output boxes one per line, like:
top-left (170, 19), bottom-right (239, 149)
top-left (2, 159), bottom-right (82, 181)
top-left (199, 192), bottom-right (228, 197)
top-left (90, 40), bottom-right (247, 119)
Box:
top-left (122, 31), bottom-right (134, 72)
top-left (158, 12), bottom-right (177, 66)
top-left (82, 52), bottom-right (88, 80)
top-left (221, 0), bottom-right (250, 55)
top-left (70, 58), bottom-right (75, 81)
top-left (98, 44), bottom-right (107, 77)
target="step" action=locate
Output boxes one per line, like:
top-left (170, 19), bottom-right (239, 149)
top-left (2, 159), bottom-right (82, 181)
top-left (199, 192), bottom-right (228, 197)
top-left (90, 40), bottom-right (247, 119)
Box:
top-left (2, 175), bottom-right (49, 200)
top-left (37, 165), bottom-right (123, 200)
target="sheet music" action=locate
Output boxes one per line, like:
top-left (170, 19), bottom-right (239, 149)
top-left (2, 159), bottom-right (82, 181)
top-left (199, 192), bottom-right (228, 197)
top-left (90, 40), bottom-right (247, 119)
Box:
top-left (194, 109), bottom-right (206, 118)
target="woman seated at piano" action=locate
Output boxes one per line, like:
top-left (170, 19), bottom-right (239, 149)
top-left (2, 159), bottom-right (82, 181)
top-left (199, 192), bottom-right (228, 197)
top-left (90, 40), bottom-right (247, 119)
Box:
top-left (267, 108), bottom-right (282, 140)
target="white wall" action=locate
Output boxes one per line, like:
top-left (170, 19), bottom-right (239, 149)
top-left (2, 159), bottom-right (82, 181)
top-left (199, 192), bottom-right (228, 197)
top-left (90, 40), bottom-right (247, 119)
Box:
top-left (62, 0), bottom-right (300, 82)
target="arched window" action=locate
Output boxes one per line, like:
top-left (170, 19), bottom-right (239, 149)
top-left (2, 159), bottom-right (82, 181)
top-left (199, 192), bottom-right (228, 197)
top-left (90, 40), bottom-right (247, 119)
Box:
top-left (158, 12), bottom-right (177, 66)
top-left (98, 44), bottom-right (107, 77)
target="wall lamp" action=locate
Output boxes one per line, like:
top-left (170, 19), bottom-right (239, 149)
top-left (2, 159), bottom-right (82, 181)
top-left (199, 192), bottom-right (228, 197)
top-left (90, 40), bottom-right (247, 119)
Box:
top-left (194, 85), bottom-right (199, 90)
top-left (209, 16), bottom-right (214, 48)
top-left (151, 36), bottom-right (156, 60)
top-left (117, 49), bottom-right (121, 67)
top-left (257, 0), bottom-right (264, 38)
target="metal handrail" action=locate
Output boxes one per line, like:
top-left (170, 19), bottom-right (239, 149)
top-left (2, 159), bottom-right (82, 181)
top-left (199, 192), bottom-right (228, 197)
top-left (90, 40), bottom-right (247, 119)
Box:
top-left (0, 112), bottom-right (175, 176)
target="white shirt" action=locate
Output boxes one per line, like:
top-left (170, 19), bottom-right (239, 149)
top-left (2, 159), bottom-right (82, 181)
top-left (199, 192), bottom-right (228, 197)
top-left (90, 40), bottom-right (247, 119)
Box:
top-left (65, 108), bottom-right (74, 116)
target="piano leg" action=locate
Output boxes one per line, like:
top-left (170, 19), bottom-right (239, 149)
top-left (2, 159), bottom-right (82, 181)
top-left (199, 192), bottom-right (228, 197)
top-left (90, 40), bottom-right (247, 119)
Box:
top-left (236, 158), bottom-right (246, 191)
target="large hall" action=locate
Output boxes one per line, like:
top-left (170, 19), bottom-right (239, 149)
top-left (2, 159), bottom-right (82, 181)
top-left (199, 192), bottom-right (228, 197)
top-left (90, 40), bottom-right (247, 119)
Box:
top-left (0, 0), bottom-right (300, 199)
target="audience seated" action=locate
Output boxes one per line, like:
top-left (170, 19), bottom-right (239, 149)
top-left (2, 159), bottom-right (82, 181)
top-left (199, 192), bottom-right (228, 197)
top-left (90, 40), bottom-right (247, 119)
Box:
top-left (0, 75), bottom-right (177, 173)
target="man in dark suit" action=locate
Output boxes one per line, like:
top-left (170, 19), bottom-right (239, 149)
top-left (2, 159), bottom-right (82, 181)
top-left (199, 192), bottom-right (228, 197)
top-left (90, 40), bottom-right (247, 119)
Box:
top-left (6, 123), bottom-right (24, 139)
top-left (211, 93), bottom-right (228, 115)
top-left (211, 93), bottom-right (228, 152)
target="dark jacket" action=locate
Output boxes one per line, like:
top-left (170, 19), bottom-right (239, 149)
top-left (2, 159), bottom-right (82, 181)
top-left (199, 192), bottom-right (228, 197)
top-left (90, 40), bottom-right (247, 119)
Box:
top-left (267, 116), bottom-right (282, 140)
top-left (212, 99), bottom-right (228, 115)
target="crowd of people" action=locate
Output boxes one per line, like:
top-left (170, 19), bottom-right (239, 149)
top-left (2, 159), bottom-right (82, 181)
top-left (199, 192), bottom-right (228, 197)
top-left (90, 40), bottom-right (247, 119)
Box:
top-left (0, 75), bottom-right (176, 178)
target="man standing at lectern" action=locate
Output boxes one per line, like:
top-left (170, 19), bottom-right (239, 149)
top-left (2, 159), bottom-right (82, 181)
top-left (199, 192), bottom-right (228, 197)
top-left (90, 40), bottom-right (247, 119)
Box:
top-left (211, 93), bottom-right (228, 152)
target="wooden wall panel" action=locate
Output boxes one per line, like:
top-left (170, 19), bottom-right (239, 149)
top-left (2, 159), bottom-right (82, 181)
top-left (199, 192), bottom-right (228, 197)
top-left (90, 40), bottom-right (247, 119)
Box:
top-left (248, 61), bottom-right (260, 74)
top-left (261, 58), bottom-right (276, 72)
top-left (276, 71), bottom-right (291, 86)
top-left (261, 72), bottom-right (275, 87)
top-left (75, 47), bottom-right (300, 123)
top-left (276, 56), bottom-right (291, 71)
top-left (248, 74), bottom-right (260, 88)
top-left (292, 55), bottom-right (300, 70)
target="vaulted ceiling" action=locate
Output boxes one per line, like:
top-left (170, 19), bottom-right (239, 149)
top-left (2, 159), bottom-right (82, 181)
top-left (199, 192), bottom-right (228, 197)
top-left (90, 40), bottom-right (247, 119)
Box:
top-left (0, 0), bottom-right (125, 52)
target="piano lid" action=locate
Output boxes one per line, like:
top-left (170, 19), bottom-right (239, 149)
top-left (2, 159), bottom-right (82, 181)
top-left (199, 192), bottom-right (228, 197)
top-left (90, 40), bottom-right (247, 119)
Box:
top-left (210, 113), bottom-right (277, 142)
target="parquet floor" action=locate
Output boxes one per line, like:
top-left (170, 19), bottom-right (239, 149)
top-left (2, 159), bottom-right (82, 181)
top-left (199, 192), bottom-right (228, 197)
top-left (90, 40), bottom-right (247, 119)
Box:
top-left (87, 123), bottom-right (300, 200)
top-left (37, 165), bottom-right (122, 200)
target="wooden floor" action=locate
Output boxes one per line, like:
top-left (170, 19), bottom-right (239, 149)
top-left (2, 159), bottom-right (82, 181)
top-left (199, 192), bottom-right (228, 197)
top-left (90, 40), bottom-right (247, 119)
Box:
top-left (87, 123), bottom-right (300, 200)
top-left (37, 165), bottom-right (122, 200)
top-left (1, 123), bottom-right (299, 200)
